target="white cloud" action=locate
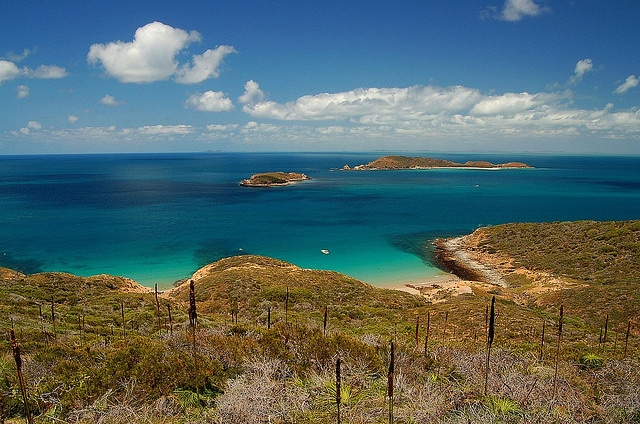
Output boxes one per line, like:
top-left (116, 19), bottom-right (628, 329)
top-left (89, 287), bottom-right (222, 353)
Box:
top-left (185, 91), bottom-right (234, 112)
top-left (242, 84), bottom-right (482, 121)
top-left (9, 57), bottom-right (640, 152)
top-left (87, 21), bottom-right (235, 84)
top-left (614, 75), bottom-right (639, 94)
top-left (27, 65), bottom-right (68, 79)
top-left (87, 22), bottom-right (199, 83)
top-left (5, 49), bottom-right (31, 62)
top-left (206, 123), bottom-right (239, 131)
top-left (1, 59), bottom-right (67, 83)
top-left (239, 80), bottom-right (265, 104)
top-left (100, 94), bottom-right (123, 106)
top-left (175, 45), bottom-right (236, 84)
top-left (569, 59), bottom-right (593, 84)
top-left (471, 91), bottom-right (563, 115)
top-left (243, 121), bottom-right (277, 130)
top-left (0, 60), bottom-right (21, 83)
top-left (16, 84), bottom-right (29, 99)
top-left (235, 80), bottom-right (640, 144)
top-left (499, 0), bottom-right (548, 21)
top-left (68, 115), bottom-right (79, 124)
top-left (27, 121), bottom-right (42, 130)
top-left (138, 124), bottom-right (194, 135)
top-left (19, 120), bottom-right (42, 134)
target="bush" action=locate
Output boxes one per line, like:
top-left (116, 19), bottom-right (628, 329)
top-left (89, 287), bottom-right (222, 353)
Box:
top-left (579, 353), bottom-right (604, 370)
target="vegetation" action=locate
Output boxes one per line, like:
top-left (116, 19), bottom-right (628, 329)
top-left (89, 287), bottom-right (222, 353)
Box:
top-left (468, 220), bottom-right (640, 329)
top-left (0, 220), bottom-right (638, 422)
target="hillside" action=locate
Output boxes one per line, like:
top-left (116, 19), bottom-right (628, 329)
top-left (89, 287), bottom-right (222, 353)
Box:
top-left (0, 221), bottom-right (639, 422)
top-left (167, 255), bottom-right (426, 334)
top-left (434, 220), bottom-right (640, 335)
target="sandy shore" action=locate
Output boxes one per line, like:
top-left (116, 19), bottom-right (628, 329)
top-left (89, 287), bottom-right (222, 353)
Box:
top-left (383, 235), bottom-right (511, 302)
top-left (387, 273), bottom-right (473, 300)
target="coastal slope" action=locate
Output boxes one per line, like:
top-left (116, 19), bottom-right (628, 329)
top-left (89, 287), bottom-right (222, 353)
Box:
top-left (432, 220), bottom-right (640, 325)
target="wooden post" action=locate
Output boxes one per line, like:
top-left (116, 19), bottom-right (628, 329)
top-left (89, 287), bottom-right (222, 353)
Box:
top-left (484, 296), bottom-right (495, 395)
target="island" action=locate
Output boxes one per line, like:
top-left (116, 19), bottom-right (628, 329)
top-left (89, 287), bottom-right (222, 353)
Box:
top-left (239, 171), bottom-right (311, 187)
top-left (342, 155), bottom-right (532, 170)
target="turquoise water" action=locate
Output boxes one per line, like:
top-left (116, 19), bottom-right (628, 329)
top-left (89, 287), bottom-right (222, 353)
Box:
top-left (1, 153), bottom-right (639, 288)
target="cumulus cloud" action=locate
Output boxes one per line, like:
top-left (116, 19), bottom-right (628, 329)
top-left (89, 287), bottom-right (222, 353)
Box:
top-left (68, 115), bottom-right (79, 124)
top-left (175, 46), bottom-right (236, 84)
top-left (206, 123), bottom-right (239, 131)
top-left (16, 84), bottom-right (29, 99)
top-left (27, 121), bottom-right (42, 130)
top-left (100, 94), bottom-right (123, 105)
top-left (27, 65), bottom-right (68, 79)
top-left (138, 124), bottom-right (194, 135)
top-left (471, 91), bottom-right (563, 115)
top-left (87, 21), bottom-right (235, 84)
top-left (19, 120), bottom-right (42, 134)
top-left (614, 75), bottom-right (639, 94)
top-left (0, 60), bottom-right (22, 83)
top-left (0, 59), bottom-right (67, 83)
top-left (185, 91), bottom-right (234, 112)
top-left (235, 78), bottom-right (640, 143)
top-left (498, 0), bottom-right (548, 21)
top-left (242, 84), bottom-right (482, 121)
top-left (569, 59), bottom-right (593, 84)
top-left (239, 80), bottom-right (265, 104)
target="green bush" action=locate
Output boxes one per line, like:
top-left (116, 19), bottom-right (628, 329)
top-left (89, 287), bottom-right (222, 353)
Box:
top-left (579, 353), bottom-right (604, 370)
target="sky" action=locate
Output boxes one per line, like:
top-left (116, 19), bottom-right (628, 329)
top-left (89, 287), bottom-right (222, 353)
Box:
top-left (1, 0), bottom-right (640, 155)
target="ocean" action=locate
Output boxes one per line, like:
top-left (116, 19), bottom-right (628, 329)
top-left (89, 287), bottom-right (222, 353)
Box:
top-left (1, 152), bottom-right (639, 288)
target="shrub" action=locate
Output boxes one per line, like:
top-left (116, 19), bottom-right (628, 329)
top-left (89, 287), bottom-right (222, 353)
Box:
top-left (484, 395), bottom-right (522, 416)
top-left (579, 353), bottom-right (604, 370)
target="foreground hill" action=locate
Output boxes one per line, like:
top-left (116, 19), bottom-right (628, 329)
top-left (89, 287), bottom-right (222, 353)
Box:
top-left (0, 221), bottom-right (638, 423)
top-left (346, 155), bottom-right (531, 170)
top-left (166, 255), bottom-right (428, 335)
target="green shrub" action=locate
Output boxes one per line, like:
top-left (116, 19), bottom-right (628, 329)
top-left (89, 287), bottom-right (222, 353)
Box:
top-left (579, 353), bottom-right (604, 370)
top-left (484, 395), bottom-right (522, 416)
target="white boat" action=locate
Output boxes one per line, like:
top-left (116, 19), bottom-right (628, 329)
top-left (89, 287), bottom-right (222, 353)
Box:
top-left (320, 249), bottom-right (330, 255)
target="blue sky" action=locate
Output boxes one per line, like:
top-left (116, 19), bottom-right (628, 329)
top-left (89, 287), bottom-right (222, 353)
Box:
top-left (1, 0), bottom-right (639, 154)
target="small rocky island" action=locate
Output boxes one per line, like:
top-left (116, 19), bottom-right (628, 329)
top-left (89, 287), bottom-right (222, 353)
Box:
top-left (342, 155), bottom-right (532, 170)
top-left (240, 172), bottom-right (311, 187)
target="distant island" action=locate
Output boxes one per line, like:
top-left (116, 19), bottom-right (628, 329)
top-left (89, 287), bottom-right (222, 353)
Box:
top-left (342, 155), bottom-right (532, 170)
top-left (240, 171), bottom-right (311, 187)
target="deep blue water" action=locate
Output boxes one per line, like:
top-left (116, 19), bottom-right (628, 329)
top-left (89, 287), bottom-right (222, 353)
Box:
top-left (1, 152), bottom-right (639, 288)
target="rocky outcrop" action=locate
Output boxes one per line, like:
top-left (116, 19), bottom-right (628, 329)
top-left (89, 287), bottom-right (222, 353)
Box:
top-left (432, 237), bottom-right (507, 287)
top-left (240, 172), bottom-right (310, 187)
